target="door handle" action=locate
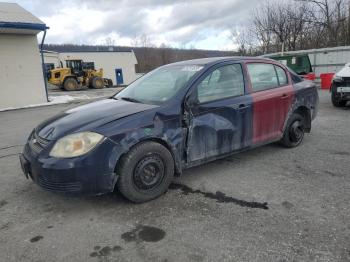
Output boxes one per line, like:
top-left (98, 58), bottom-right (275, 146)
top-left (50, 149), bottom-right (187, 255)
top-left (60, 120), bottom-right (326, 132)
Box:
top-left (237, 104), bottom-right (249, 112)
top-left (281, 94), bottom-right (289, 99)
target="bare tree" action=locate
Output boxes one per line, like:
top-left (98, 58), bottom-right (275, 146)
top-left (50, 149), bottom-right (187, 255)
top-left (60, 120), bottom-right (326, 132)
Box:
top-left (247, 0), bottom-right (350, 54)
top-left (252, 2), bottom-right (274, 54)
top-left (230, 26), bottom-right (259, 55)
top-left (131, 34), bottom-right (155, 48)
top-left (104, 37), bottom-right (116, 46)
top-left (298, 0), bottom-right (348, 46)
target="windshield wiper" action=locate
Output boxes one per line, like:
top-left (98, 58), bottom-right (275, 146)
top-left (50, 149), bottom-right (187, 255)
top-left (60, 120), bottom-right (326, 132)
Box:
top-left (119, 97), bottom-right (142, 103)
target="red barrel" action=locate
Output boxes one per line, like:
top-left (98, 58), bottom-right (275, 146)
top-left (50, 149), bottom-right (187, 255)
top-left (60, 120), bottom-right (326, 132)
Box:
top-left (320, 73), bottom-right (334, 90)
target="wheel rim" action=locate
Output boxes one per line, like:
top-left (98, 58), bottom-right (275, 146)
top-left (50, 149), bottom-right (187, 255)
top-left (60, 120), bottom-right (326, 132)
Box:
top-left (67, 81), bottom-right (76, 90)
top-left (96, 79), bottom-right (103, 88)
top-left (289, 120), bottom-right (303, 143)
top-left (133, 155), bottom-right (165, 191)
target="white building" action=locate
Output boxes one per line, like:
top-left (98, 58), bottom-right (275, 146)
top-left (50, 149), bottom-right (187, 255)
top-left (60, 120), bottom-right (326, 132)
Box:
top-left (0, 3), bottom-right (48, 110)
top-left (43, 47), bottom-right (139, 86)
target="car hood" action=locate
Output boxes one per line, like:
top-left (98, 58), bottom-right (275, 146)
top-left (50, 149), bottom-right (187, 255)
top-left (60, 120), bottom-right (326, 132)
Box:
top-left (36, 99), bottom-right (158, 140)
top-left (335, 64), bottom-right (350, 77)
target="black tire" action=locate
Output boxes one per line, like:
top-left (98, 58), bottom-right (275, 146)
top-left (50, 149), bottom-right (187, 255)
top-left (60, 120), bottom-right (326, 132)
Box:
top-left (107, 79), bottom-right (113, 87)
top-left (331, 90), bottom-right (347, 107)
top-left (91, 77), bottom-right (104, 89)
top-left (117, 142), bottom-right (174, 203)
top-left (280, 113), bottom-right (305, 148)
top-left (63, 78), bottom-right (78, 91)
top-left (88, 78), bottom-right (93, 88)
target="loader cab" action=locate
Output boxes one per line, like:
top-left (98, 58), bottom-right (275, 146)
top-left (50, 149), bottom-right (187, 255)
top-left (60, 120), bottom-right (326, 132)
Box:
top-left (66, 59), bottom-right (84, 77)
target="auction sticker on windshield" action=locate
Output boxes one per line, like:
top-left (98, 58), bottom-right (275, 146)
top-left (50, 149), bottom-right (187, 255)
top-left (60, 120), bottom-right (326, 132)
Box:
top-left (181, 65), bottom-right (203, 72)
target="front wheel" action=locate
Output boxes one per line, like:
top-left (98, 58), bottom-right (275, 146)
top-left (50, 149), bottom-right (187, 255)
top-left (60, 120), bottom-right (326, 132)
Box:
top-left (280, 113), bottom-right (305, 148)
top-left (91, 77), bottom-right (104, 89)
top-left (117, 142), bottom-right (174, 203)
top-left (63, 78), bottom-right (79, 91)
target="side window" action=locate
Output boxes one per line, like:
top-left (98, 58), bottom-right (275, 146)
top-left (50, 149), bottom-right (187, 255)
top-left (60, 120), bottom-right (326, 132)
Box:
top-left (247, 63), bottom-right (278, 92)
top-left (275, 66), bottom-right (288, 86)
top-left (197, 64), bottom-right (244, 103)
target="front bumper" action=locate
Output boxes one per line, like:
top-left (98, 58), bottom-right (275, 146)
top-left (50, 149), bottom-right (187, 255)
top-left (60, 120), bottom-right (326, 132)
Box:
top-left (332, 80), bottom-right (350, 100)
top-left (20, 135), bottom-right (120, 195)
top-left (336, 92), bottom-right (350, 100)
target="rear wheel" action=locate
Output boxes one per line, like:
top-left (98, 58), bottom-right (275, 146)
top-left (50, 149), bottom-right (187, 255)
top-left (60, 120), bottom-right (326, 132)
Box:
top-left (91, 77), bottom-right (104, 89)
top-left (117, 142), bottom-right (174, 203)
top-left (106, 79), bottom-right (113, 87)
top-left (280, 113), bottom-right (305, 148)
top-left (63, 78), bottom-right (78, 91)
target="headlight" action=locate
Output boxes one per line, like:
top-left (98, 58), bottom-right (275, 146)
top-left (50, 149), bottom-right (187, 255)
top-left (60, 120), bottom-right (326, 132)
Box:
top-left (333, 75), bottom-right (342, 82)
top-left (49, 132), bottom-right (104, 158)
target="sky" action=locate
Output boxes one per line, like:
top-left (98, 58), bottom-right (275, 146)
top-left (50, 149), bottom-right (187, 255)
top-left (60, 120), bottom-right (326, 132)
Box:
top-left (4, 0), bottom-right (261, 50)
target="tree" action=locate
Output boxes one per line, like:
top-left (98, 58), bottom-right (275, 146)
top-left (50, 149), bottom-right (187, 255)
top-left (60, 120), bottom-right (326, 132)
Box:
top-left (131, 34), bottom-right (155, 48)
top-left (230, 26), bottom-right (259, 55)
top-left (245, 0), bottom-right (350, 54)
top-left (104, 37), bottom-right (116, 46)
top-left (299, 0), bottom-right (348, 46)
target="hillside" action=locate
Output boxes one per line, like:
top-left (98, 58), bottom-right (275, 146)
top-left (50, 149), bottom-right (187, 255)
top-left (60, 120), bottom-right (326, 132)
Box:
top-left (42, 44), bottom-right (237, 73)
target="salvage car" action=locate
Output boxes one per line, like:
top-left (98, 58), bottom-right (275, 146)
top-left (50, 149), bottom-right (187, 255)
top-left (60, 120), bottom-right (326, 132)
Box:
top-left (20, 57), bottom-right (319, 203)
top-left (331, 63), bottom-right (350, 107)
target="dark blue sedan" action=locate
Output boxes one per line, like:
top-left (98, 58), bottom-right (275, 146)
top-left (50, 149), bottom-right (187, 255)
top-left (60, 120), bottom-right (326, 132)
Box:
top-left (20, 57), bottom-right (318, 202)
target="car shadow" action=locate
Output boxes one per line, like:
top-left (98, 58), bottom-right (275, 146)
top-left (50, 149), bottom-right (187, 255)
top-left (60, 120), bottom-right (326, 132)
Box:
top-left (21, 142), bottom-right (287, 212)
top-left (179, 143), bottom-right (282, 180)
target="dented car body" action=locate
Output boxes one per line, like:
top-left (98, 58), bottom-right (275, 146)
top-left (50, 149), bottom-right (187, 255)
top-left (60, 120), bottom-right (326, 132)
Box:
top-left (20, 57), bottom-right (319, 201)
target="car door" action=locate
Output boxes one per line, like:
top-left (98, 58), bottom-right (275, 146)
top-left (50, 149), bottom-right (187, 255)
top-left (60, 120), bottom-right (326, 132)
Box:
top-left (185, 63), bottom-right (253, 163)
top-left (245, 62), bottom-right (294, 145)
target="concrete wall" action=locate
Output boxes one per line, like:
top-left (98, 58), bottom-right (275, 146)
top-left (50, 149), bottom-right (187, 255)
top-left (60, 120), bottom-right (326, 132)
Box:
top-left (44, 51), bottom-right (60, 67)
top-left (0, 34), bottom-right (46, 110)
top-left (56, 51), bottom-right (138, 85)
top-left (308, 48), bottom-right (350, 76)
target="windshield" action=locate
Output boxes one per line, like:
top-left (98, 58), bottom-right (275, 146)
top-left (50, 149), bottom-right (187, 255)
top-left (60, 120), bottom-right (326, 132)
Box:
top-left (115, 65), bottom-right (203, 104)
top-left (66, 60), bottom-right (82, 71)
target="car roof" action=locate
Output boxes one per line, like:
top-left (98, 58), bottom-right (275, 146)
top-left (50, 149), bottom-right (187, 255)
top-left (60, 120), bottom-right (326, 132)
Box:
top-left (168, 56), bottom-right (276, 66)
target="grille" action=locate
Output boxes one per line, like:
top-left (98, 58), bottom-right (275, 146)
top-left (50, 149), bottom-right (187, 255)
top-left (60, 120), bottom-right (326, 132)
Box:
top-left (29, 142), bottom-right (43, 154)
top-left (34, 132), bottom-right (50, 147)
top-left (29, 132), bottom-right (50, 154)
top-left (37, 175), bottom-right (82, 193)
top-left (337, 77), bottom-right (350, 87)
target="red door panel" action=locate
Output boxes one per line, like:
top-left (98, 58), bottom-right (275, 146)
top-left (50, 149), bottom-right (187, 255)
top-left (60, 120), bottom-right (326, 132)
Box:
top-left (251, 85), bottom-right (294, 144)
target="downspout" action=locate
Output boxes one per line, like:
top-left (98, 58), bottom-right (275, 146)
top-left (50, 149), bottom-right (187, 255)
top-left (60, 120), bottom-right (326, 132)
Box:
top-left (40, 29), bottom-right (49, 102)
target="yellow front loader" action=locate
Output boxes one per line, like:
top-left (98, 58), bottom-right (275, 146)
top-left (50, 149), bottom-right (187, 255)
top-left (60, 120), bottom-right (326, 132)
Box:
top-left (48, 59), bottom-right (113, 91)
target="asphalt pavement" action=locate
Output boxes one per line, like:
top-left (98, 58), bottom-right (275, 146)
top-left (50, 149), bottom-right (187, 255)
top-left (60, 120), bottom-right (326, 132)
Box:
top-left (0, 90), bottom-right (349, 262)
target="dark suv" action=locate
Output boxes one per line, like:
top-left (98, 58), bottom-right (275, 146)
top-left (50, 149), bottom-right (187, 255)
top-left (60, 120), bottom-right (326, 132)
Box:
top-left (20, 57), bottom-right (319, 203)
